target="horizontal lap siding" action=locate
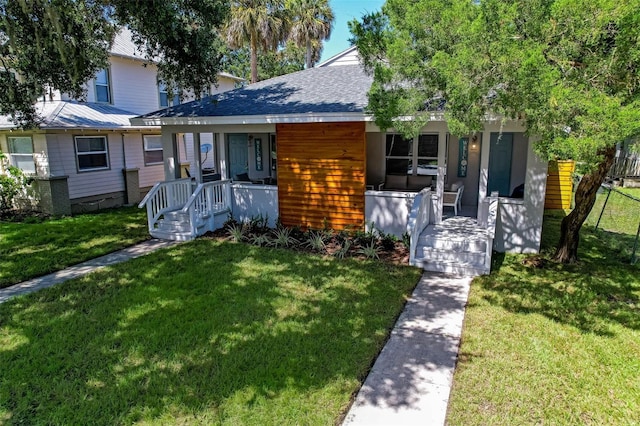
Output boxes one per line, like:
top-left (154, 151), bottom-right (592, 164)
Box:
top-left (545, 160), bottom-right (575, 209)
top-left (276, 122), bottom-right (365, 230)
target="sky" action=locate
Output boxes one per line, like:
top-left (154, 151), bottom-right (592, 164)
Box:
top-left (319, 0), bottom-right (386, 63)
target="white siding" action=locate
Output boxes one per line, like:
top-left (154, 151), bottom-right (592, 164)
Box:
top-left (46, 133), bottom-right (125, 199)
top-left (124, 133), bottom-right (165, 188)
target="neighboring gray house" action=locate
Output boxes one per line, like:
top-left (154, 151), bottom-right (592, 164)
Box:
top-left (133, 47), bottom-right (549, 276)
top-left (0, 28), bottom-right (242, 215)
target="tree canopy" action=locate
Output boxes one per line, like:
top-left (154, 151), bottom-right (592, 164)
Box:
top-left (287, 0), bottom-right (333, 69)
top-left (350, 0), bottom-right (640, 262)
top-left (0, 0), bottom-right (229, 126)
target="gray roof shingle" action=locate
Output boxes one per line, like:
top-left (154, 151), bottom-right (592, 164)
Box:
top-left (137, 64), bottom-right (373, 120)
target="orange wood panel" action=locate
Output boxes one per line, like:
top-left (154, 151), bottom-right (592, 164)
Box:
top-left (276, 122), bottom-right (366, 230)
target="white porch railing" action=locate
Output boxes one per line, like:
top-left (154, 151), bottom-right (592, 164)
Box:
top-left (406, 187), bottom-right (432, 266)
top-left (138, 178), bottom-right (197, 235)
top-left (181, 180), bottom-right (232, 236)
top-left (484, 192), bottom-right (500, 270)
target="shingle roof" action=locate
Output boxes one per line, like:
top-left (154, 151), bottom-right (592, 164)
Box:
top-left (0, 101), bottom-right (144, 130)
top-left (136, 64), bottom-right (373, 120)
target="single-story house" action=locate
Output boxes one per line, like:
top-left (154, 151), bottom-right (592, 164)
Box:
top-left (132, 48), bottom-right (548, 275)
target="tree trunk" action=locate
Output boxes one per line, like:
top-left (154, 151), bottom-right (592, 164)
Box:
top-left (553, 145), bottom-right (617, 263)
top-left (250, 35), bottom-right (258, 84)
top-left (306, 39), bottom-right (313, 69)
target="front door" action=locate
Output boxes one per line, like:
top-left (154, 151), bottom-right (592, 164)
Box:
top-left (228, 134), bottom-right (248, 179)
top-left (487, 132), bottom-right (513, 196)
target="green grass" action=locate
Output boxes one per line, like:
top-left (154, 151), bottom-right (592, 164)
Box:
top-left (447, 212), bottom-right (640, 425)
top-left (585, 187), bottom-right (640, 237)
top-left (0, 240), bottom-right (421, 424)
top-left (0, 207), bottom-right (149, 288)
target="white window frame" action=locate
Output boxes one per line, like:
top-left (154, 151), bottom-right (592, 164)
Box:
top-left (95, 68), bottom-right (112, 103)
top-left (7, 136), bottom-right (36, 174)
top-left (143, 135), bottom-right (163, 165)
top-left (74, 136), bottom-right (110, 172)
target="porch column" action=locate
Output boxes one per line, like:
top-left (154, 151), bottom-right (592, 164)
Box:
top-left (479, 128), bottom-right (492, 202)
top-left (162, 131), bottom-right (180, 181)
top-left (193, 133), bottom-right (203, 183)
top-left (435, 129), bottom-right (448, 223)
top-left (217, 132), bottom-right (227, 179)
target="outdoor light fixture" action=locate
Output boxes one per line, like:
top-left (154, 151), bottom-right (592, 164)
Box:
top-left (470, 135), bottom-right (478, 150)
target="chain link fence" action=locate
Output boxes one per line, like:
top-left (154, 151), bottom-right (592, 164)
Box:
top-left (585, 184), bottom-right (640, 264)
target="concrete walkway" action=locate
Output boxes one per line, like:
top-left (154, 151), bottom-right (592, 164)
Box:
top-left (0, 239), bottom-right (179, 304)
top-left (343, 272), bottom-right (472, 426)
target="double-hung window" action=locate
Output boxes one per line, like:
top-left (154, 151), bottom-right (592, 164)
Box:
top-left (95, 68), bottom-right (111, 103)
top-left (385, 134), bottom-right (438, 175)
top-left (75, 136), bottom-right (109, 171)
top-left (143, 135), bottom-right (163, 165)
top-left (158, 82), bottom-right (180, 108)
top-left (7, 136), bottom-right (36, 174)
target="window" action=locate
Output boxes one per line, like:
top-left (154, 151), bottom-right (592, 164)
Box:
top-left (158, 82), bottom-right (180, 108)
top-left (95, 68), bottom-right (111, 103)
top-left (385, 134), bottom-right (438, 175)
top-left (75, 136), bottom-right (109, 171)
top-left (143, 135), bottom-right (163, 165)
top-left (7, 136), bottom-right (36, 174)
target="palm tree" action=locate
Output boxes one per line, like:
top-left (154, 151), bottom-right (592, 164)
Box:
top-left (287, 0), bottom-right (334, 69)
top-left (225, 0), bottom-right (289, 84)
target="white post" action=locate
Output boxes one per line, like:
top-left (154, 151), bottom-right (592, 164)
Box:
top-left (162, 131), bottom-right (178, 181)
top-left (217, 132), bottom-right (227, 179)
top-left (479, 128), bottom-right (491, 203)
top-left (193, 133), bottom-right (203, 183)
top-left (435, 129), bottom-right (448, 223)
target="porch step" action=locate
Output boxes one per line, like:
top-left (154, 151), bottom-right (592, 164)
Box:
top-left (414, 258), bottom-right (489, 277)
top-left (417, 246), bottom-right (485, 265)
top-left (414, 217), bottom-right (491, 277)
top-left (149, 229), bottom-right (197, 242)
top-left (417, 235), bottom-right (487, 253)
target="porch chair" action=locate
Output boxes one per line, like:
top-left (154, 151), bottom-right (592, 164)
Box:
top-left (443, 182), bottom-right (464, 216)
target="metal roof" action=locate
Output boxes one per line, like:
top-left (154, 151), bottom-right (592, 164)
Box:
top-left (0, 101), bottom-right (145, 130)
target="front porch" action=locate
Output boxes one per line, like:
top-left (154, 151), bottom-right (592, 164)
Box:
top-left (139, 179), bottom-right (499, 276)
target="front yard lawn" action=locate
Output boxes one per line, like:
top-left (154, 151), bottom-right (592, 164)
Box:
top-left (0, 207), bottom-right (148, 288)
top-left (447, 212), bottom-right (640, 424)
top-left (0, 240), bottom-right (421, 424)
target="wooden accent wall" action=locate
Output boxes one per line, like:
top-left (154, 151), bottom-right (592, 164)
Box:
top-left (276, 122), bottom-right (366, 230)
top-left (545, 160), bottom-right (575, 209)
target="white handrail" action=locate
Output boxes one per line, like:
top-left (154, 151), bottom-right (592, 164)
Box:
top-left (138, 178), bottom-right (196, 233)
top-left (181, 180), bottom-right (231, 236)
top-left (406, 187), bottom-right (432, 266)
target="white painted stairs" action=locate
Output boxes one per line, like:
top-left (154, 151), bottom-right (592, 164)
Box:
top-left (413, 216), bottom-right (491, 277)
top-left (150, 208), bottom-right (229, 241)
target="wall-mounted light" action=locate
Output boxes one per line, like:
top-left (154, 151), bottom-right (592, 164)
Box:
top-left (470, 135), bottom-right (478, 151)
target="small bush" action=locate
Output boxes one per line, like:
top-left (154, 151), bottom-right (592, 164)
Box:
top-left (305, 230), bottom-right (328, 252)
top-left (378, 230), bottom-right (399, 251)
top-left (359, 241), bottom-right (380, 260)
top-left (0, 157), bottom-right (32, 216)
top-left (333, 239), bottom-right (352, 259)
top-left (227, 223), bottom-right (246, 242)
top-left (271, 226), bottom-right (297, 248)
top-left (250, 233), bottom-right (272, 247)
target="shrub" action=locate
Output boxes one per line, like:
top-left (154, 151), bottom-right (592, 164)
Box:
top-left (227, 223), bottom-right (246, 242)
top-left (0, 153), bottom-right (33, 216)
top-left (271, 226), bottom-right (297, 248)
top-left (305, 230), bottom-right (328, 252)
top-left (358, 241), bottom-right (380, 260)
